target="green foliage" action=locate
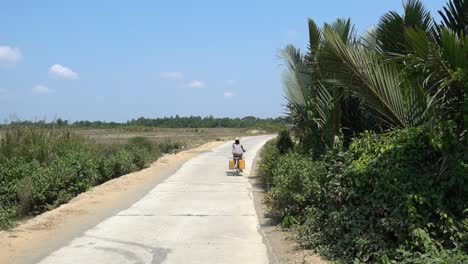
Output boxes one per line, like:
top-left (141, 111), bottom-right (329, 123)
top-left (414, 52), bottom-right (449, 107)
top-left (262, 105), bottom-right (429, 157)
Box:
top-left (267, 152), bottom-right (326, 218)
top-left (257, 139), bottom-right (280, 187)
top-left (274, 0), bottom-right (467, 262)
top-left (389, 228), bottom-right (468, 263)
top-left (282, 0), bottom-right (467, 156)
top-left (276, 130), bottom-right (294, 154)
top-left (308, 127), bottom-right (466, 263)
top-left (0, 209), bottom-right (14, 230)
top-left (0, 126), bottom-right (182, 230)
top-left (260, 128), bottom-right (467, 263)
top-left (438, 0), bottom-right (467, 39)
top-left (257, 138), bottom-right (281, 188)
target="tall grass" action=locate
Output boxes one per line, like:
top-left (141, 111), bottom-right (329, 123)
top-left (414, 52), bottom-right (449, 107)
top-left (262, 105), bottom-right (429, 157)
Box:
top-left (0, 125), bottom-right (182, 229)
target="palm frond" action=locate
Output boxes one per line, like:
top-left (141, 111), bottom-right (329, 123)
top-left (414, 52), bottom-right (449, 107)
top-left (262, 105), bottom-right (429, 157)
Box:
top-left (314, 81), bottom-right (334, 147)
top-left (280, 45), bottom-right (313, 106)
top-left (406, 27), bottom-right (432, 59)
top-left (376, 11), bottom-right (406, 53)
top-left (282, 70), bottom-right (306, 105)
top-left (404, 0), bottom-right (435, 31)
top-left (308, 18), bottom-right (322, 53)
top-left (328, 18), bottom-right (356, 44)
top-left (376, 0), bottom-right (437, 54)
top-left (438, 0), bottom-right (467, 37)
top-left (361, 26), bottom-right (382, 52)
top-left (322, 27), bottom-right (421, 128)
top-left (440, 28), bottom-right (468, 70)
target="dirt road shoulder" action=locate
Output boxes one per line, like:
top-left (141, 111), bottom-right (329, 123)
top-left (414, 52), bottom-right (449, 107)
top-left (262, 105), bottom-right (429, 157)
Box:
top-left (0, 141), bottom-right (224, 264)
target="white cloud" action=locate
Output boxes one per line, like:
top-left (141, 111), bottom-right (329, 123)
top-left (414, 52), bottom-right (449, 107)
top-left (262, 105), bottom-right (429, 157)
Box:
top-left (160, 71), bottom-right (184, 80)
top-left (0, 46), bottom-right (22, 66)
top-left (224, 91), bottom-right (235, 98)
top-left (188, 80), bottom-right (206, 88)
top-left (226, 80), bottom-right (237, 85)
top-left (49, 64), bottom-right (78, 79)
top-left (32, 85), bottom-right (51, 94)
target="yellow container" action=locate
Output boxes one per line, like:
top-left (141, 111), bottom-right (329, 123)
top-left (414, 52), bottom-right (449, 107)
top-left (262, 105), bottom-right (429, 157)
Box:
top-left (239, 159), bottom-right (245, 169)
top-left (229, 159), bottom-right (235, 170)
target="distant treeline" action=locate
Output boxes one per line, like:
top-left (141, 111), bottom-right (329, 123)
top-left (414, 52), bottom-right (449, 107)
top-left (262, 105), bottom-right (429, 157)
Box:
top-left (4, 116), bottom-right (290, 130)
top-left (125, 116), bottom-right (288, 129)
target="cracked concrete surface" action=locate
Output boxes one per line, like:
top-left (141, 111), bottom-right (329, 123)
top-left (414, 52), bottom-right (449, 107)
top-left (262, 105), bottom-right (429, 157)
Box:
top-left (38, 135), bottom-right (275, 264)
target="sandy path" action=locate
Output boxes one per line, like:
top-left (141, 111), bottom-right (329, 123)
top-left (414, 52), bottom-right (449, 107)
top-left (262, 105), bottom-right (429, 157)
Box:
top-left (0, 141), bottom-right (223, 264)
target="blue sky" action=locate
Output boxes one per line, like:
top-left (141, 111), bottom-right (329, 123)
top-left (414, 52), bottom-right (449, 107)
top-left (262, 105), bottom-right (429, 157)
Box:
top-left (0, 0), bottom-right (443, 122)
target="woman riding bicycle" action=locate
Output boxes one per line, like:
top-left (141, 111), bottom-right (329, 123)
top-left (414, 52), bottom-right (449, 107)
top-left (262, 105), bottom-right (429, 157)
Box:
top-left (232, 138), bottom-right (246, 171)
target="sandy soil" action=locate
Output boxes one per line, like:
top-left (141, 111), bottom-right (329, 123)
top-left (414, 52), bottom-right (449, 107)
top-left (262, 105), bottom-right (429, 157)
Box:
top-left (249, 154), bottom-right (328, 264)
top-left (0, 141), bottom-right (224, 264)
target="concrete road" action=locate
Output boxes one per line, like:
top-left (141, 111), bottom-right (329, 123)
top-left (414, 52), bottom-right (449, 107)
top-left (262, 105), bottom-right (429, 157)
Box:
top-left (39, 135), bottom-right (275, 264)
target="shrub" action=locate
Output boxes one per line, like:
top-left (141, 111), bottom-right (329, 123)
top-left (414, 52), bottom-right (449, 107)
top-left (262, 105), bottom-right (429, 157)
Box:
top-left (97, 159), bottom-right (115, 181)
top-left (15, 165), bottom-right (55, 214)
top-left (260, 127), bottom-right (467, 263)
top-left (298, 127), bottom-right (467, 262)
top-left (0, 158), bottom-right (42, 208)
top-left (276, 129), bottom-right (294, 154)
top-left (110, 148), bottom-right (137, 176)
top-left (158, 140), bottom-right (183, 153)
top-left (0, 209), bottom-right (14, 230)
top-left (267, 153), bottom-right (325, 219)
top-left (257, 139), bottom-right (280, 186)
top-left (126, 144), bottom-right (150, 169)
top-left (53, 151), bottom-right (99, 195)
top-left (0, 126), bottom-right (182, 230)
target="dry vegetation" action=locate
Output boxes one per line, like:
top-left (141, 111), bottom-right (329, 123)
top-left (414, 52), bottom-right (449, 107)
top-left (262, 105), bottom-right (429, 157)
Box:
top-left (73, 127), bottom-right (266, 146)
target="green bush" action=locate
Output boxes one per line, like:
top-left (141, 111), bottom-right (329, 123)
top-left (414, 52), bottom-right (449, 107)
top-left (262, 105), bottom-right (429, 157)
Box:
top-left (306, 128), bottom-right (466, 262)
top-left (0, 158), bottom-right (42, 208)
top-left (113, 148), bottom-right (137, 175)
top-left (96, 146), bottom-right (120, 182)
top-left (158, 140), bottom-right (183, 153)
top-left (276, 129), bottom-right (294, 154)
top-left (259, 127), bottom-right (467, 263)
top-left (257, 139), bottom-right (280, 186)
top-left (0, 126), bottom-right (182, 230)
top-left (0, 208), bottom-right (14, 230)
top-left (267, 153), bottom-right (325, 219)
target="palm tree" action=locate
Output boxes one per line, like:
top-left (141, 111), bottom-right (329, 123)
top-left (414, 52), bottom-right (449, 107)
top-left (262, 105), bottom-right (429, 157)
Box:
top-left (281, 18), bottom-right (362, 152)
top-left (281, 0), bottom-right (467, 160)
